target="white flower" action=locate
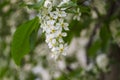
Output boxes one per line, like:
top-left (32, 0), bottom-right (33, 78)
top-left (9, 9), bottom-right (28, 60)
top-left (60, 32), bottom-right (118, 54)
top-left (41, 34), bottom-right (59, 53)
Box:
top-left (73, 8), bottom-right (81, 21)
top-left (49, 11), bottom-right (58, 19)
top-left (46, 20), bottom-right (55, 27)
top-left (58, 38), bottom-right (64, 43)
top-left (44, 0), bottom-right (52, 8)
top-left (45, 34), bottom-right (54, 43)
top-left (55, 30), bottom-right (67, 38)
top-left (58, 0), bottom-right (70, 7)
top-left (52, 40), bottom-right (57, 47)
top-left (96, 54), bottom-right (109, 71)
top-left (56, 9), bottom-right (67, 17)
top-left (56, 19), bottom-right (69, 30)
top-left (58, 44), bottom-right (68, 55)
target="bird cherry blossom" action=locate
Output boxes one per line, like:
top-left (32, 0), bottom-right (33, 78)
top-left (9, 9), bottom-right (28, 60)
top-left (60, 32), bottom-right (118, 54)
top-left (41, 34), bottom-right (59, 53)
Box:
top-left (38, 0), bottom-right (81, 59)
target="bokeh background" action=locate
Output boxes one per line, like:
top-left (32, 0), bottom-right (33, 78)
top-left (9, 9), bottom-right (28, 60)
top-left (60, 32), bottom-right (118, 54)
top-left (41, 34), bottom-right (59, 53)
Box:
top-left (0, 0), bottom-right (120, 80)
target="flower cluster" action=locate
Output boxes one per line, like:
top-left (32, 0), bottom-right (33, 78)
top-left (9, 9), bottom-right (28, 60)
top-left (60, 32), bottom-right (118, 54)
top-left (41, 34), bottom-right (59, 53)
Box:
top-left (38, 0), bottom-right (70, 59)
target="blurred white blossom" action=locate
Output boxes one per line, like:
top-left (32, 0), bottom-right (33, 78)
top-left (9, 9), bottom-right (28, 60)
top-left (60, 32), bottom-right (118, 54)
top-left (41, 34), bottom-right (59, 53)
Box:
top-left (32, 65), bottom-right (51, 80)
top-left (73, 8), bottom-right (81, 21)
top-left (96, 54), bottom-right (109, 71)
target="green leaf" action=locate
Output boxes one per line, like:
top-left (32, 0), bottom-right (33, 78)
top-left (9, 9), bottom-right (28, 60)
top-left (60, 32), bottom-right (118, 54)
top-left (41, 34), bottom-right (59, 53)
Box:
top-left (0, 67), bottom-right (8, 78)
top-left (19, 0), bottom-right (45, 10)
top-left (56, 68), bottom-right (82, 80)
top-left (27, 0), bottom-right (45, 10)
top-left (79, 6), bottom-right (91, 14)
top-left (88, 39), bottom-right (101, 57)
top-left (29, 25), bottom-right (40, 50)
top-left (11, 17), bottom-right (39, 65)
top-left (100, 25), bottom-right (111, 52)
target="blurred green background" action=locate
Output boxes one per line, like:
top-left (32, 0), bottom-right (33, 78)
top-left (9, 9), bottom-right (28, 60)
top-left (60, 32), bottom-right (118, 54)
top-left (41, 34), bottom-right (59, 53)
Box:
top-left (0, 0), bottom-right (120, 80)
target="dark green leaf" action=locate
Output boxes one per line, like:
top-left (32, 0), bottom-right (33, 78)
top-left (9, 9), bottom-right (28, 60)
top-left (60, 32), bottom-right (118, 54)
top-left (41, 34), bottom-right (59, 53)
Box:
top-left (11, 17), bottom-right (39, 65)
top-left (88, 39), bottom-right (101, 57)
top-left (56, 68), bottom-right (82, 80)
top-left (29, 25), bottom-right (40, 50)
top-left (100, 25), bottom-right (111, 52)
top-left (19, 0), bottom-right (45, 10)
top-left (79, 6), bottom-right (91, 14)
top-left (0, 67), bottom-right (8, 78)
